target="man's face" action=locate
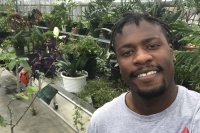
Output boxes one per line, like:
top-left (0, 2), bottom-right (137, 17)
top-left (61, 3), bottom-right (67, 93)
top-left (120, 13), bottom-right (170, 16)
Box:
top-left (115, 20), bottom-right (174, 99)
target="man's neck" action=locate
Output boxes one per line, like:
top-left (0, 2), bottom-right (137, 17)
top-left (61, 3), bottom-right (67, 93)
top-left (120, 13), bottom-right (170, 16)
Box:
top-left (125, 85), bottom-right (178, 115)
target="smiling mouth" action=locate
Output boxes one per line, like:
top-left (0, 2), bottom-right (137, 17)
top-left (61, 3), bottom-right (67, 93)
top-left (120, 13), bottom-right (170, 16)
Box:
top-left (137, 71), bottom-right (157, 78)
top-left (129, 65), bottom-right (162, 79)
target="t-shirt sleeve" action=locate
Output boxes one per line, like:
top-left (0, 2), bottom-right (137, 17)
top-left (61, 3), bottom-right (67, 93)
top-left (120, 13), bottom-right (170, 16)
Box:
top-left (86, 121), bottom-right (95, 133)
top-left (191, 100), bottom-right (200, 133)
top-left (86, 115), bottom-right (99, 133)
top-left (86, 103), bottom-right (111, 133)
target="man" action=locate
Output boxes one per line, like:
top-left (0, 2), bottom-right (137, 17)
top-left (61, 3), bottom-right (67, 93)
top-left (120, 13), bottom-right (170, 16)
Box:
top-left (86, 12), bottom-right (200, 133)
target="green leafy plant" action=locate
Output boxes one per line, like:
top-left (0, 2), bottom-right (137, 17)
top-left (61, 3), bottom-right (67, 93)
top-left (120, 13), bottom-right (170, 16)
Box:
top-left (42, 0), bottom-right (76, 30)
top-left (7, 57), bottom-right (31, 73)
top-left (75, 19), bottom-right (88, 29)
top-left (84, 1), bottom-right (102, 25)
top-left (57, 36), bottom-right (104, 77)
top-left (56, 38), bottom-right (88, 77)
top-left (79, 36), bottom-right (103, 56)
top-left (73, 106), bottom-right (85, 132)
top-left (56, 53), bottom-right (88, 77)
top-left (74, 18), bottom-right (89, 35)
top-left (111, 0), bottom-right (137, 21)
top-left (79, 76), bottom-right (127, 109)
top-left (177, 23), bottom-right (200, 47)
top-left (0, 16), bottom-right (12, 33)
top-left (15, 86), bottom-right (39, 100)
top-left (84, 0), bottom-right (115, 36)
top-left (0, 115), bottom-right (6, 127)
top-left (28, 27), bottom-right (45, 47)
top-left (0, 0), bottom-right (16, 13)
top-left (174, 49), bottom-right (200, 92)
top-left (0, 39), bottom-right (16, 67)
top-left (10, 30), bottom-right (27, 47)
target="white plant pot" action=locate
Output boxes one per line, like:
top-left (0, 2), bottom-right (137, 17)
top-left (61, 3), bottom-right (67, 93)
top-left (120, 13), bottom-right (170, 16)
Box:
top-left (60, 71), bottom-right (88, 93)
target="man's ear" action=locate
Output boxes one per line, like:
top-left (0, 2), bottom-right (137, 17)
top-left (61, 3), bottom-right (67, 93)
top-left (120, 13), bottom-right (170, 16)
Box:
top-left (169, 43), bottom-right (173, 48)
top-left (172, 52), bottom-right (176, 62)
top-left (169, 43), bottom-right (176, 62)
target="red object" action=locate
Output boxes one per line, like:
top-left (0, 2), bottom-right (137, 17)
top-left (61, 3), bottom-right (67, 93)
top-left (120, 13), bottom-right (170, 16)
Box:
top-left (181, 127), bottom-right (189, 133)
top-left (18, 68), bottom-right (30, 86)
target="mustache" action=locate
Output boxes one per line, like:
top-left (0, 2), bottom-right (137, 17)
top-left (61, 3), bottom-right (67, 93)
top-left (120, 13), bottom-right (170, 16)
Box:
top-left (129, 65), bottom-right (163, 78)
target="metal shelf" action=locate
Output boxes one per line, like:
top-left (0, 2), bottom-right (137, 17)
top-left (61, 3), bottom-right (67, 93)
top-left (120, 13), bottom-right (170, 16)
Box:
top-left (36, 25), bottom-right (110, 44)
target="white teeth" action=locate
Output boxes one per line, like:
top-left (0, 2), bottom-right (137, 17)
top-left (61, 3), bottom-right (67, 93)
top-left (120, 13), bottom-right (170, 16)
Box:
top-left (138, 73), bottom-right (146, 77)
top-left (138, 71), bottom-right (157, 78)
top-left (147, 71), bottom-right (156, 75)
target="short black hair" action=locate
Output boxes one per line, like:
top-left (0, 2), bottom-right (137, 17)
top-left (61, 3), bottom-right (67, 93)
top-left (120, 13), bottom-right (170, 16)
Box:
top-left (110, 12), bottom-right (172, 52)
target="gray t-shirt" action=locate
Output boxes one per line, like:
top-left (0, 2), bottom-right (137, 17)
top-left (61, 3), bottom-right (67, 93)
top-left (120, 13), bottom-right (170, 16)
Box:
top-left (86, 85), bottom-right (200, 133)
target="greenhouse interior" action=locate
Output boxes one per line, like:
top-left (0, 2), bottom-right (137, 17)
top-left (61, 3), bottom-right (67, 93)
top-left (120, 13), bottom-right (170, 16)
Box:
top-left (0, 0), bottom-right (200, 133)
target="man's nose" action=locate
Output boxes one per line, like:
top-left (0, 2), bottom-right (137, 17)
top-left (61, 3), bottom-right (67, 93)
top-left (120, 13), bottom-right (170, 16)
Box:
top-left (132, 48), bottom-right (153, 65)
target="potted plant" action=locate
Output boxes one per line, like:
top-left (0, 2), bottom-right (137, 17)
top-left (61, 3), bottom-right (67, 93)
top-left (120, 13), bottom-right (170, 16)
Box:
top-left (28, 29), bottom-right (58, 79)
top-left (56, 38), bottom-right (89, 93)
top-left (76, 19), bottom-right (89, 35)
top-left (83, 1), bottom-right (103, 38)
top-left (0, 15), bottom-right (12, 44)
top-left (0, 39), bottom-right (16, 66)
top-left (28, 26), bottom-right (45, 53)
top-left (79, 36), bottom-right (104, 79)
top-left (8, 13), bottom-right (42, 57)
top-left (9, 30), bottom-right (27, 56)
top-left (101, 11), bottom-right (115, 39)
top-left (43, 0), bottom-right (76, 30)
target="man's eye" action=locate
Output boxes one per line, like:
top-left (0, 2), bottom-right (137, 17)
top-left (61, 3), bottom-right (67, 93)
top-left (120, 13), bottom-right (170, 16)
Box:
top-left (122, 51), bottom-right (134, 57)
top-left (146, 43), bottom-right (160, 50)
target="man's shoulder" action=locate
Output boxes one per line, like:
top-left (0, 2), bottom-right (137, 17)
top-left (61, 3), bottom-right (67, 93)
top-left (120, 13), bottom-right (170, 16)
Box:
top-left (91, 92), bottom-right (127, 121)
top-left (181, 86), bottom-right (200, 132)
top-left (178, 85), bottom-right (200, 115)
top-left (179, 85), bottom-right (200, 100)
top-left (86, 93), bottom-right (126, 133)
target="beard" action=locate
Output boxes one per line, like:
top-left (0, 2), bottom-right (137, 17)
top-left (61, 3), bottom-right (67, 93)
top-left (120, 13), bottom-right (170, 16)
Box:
top-left (127, 64), bottom-right (167, 99)
top-left (130, 83), bottom-right (166, 100)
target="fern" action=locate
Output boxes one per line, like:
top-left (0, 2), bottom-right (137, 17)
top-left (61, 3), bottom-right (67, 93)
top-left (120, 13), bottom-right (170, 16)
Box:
top-left (175, 49), bottom-right (200, 92)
